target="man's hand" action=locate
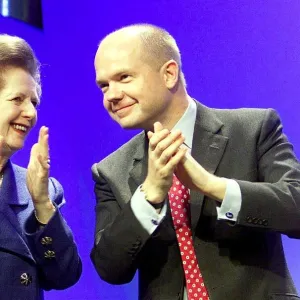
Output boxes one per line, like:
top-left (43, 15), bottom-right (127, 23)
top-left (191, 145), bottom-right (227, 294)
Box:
top-left (27, 126), bottom-right (55, 223)
top-left (176, 152), bottom-right (227, 202)
top-left (142, 122), bottom-right (187, 204)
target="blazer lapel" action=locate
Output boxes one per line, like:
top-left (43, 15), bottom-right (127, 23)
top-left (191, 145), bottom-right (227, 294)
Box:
top-left (190, 102), bottom-right (229, 230)
top-left (128, 132), bottom-right (148, 196)
top-left (0, 162), bottom-right (35, 262)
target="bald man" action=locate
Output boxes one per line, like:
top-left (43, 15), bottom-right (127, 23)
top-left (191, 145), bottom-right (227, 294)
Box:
top-left (90, 24), bottom-right (300, 300)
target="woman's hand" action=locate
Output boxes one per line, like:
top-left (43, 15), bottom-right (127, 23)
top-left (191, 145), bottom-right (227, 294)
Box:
top-left (27, 126), bottom-right (55, 224)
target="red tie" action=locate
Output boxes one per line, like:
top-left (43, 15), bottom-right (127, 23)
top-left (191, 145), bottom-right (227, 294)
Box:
top-left (168, 175), bottom-right (209, 300)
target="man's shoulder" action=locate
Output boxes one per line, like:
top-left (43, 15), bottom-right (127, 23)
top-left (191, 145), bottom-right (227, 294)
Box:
top-left (210, 106), bottom-right (280, 128)
top-left (213, 106), bottom-right (271, 120)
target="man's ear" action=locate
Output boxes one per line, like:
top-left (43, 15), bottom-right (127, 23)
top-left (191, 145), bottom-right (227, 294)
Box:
top-left (161, 59), bottom-right (180, 89)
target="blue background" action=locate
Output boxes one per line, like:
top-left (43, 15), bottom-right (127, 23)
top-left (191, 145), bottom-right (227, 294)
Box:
top-left (1, 1), bottom-right (300, 299)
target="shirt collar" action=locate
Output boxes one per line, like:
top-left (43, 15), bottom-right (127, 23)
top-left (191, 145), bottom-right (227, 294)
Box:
top-left (172, 98), bottom-right (197, 149)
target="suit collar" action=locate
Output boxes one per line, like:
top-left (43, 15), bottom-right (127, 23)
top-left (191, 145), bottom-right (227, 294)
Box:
top-left (193, 100), bottom-right (224, 134)
top-left (190, 101), bottom-right (229, 230)
top-left (1, 161), bottom-right (29, 207)
top-left (128, 132), bottom-right (148, 192)
top-left (0, 161), bottom-right (34, 262)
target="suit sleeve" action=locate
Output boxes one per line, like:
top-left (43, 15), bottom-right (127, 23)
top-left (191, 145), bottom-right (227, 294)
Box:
top-left (90, 165), bottom-right (153, 285)
top-left (236, 109), bottom-right (300, 237)
top-left (25, 177), bottom-right (82, 290)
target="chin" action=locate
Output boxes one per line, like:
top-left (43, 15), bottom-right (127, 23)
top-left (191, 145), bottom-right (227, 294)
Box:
top-left (117, 118), bottom-right (140, 130)
top-left (119, 123), bottom-right (138, 130)
top-left (9, 143), bottom-right (25, 152)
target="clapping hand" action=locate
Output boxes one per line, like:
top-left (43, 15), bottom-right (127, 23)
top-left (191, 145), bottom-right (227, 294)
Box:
top-left (27, 126), bottom-right (55, 223)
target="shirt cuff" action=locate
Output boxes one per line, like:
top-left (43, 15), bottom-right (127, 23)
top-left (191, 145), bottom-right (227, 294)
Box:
top-left (216, 179), bottom-right (242, 222)
top-left (131, 185), bottom-right (167, 234)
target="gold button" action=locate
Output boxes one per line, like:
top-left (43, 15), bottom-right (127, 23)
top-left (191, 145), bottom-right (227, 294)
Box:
top-left (41, 236), bottom-right (52, 245)
top-left (44, 250), bottom-right (55, 259)
top-left (20, 273), bottom-right (32, 286)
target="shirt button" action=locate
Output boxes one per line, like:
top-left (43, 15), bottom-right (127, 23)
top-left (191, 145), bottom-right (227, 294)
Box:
top-left (151, 219), bottom-right (159, 225)
top-left (225, 212), bottom-right (234, 219)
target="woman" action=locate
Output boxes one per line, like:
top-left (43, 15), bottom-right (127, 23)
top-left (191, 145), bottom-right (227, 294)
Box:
top-left (0, 35), bottom-right (82, 299)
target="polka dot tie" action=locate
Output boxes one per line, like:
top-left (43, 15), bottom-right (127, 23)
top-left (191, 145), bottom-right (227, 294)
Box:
top-left (168, 175), bottom-right (209, 300)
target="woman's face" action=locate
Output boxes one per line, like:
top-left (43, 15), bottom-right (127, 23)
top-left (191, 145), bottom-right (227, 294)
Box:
top-left (0, 67), bottom-right (39, 156)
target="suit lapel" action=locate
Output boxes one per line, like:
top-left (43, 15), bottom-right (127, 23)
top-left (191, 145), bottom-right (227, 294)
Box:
top-left (190, 102), bottom-right (229, 230)
top-left (128, 132), bottom-right (148, 195)
top-left (0, 161), bottom-right (35, 262)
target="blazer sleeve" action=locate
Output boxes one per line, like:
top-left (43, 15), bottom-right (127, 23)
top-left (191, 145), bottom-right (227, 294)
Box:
top-left (235, 108), bottom-right (300, 238)
top-left (90, 165), bottom-right (151, 285)
top-left (25, 177), bottom-right (82, 290)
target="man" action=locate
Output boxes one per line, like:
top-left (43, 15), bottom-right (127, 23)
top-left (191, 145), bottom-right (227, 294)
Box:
top-left (90, 24), bottom-right (300, 300)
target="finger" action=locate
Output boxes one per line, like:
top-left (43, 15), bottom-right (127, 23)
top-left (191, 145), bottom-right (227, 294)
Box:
top-left (164, 147), bottom-right (188, 173)
top-left (153, 129), bottom-right (183, 159)
top-left (37, 153), bottom-right (50, 171)
top-left (38, 126), bottom-right (49, 158)
top-left (149, 129), bottom-right (170, 151)
top-left (43, 131), bottom-right (50, 159)
top-left (147, 131), bottom-right (154, 139)
top-left (38, 126), bottom-right (45, 144)
top-left (29, 143), bottom-right (39, 165)
top-left (153, 122), bottom-right (164, 133)
top-left (31, 127), bottom-right (49, 166)
top-left (158, 134), bottom-right (185, 165)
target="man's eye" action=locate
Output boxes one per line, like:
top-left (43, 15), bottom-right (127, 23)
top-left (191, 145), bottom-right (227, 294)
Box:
top-left (100, 84), bottom-right (108, 91)
top-left (120, 74), bottom-right (130, 81)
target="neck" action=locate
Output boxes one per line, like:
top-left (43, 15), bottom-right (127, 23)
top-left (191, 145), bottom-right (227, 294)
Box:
top-left (0, 156), bottom-right (9, 174)
top-left (157, 92), bottom-right (191, 131)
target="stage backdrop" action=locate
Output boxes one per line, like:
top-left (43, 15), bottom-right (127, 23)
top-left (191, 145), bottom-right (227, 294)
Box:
top-left (1, 1), bottom-right (300, 299)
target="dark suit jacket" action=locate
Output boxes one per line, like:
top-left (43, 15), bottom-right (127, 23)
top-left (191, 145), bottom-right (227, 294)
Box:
top-left (0, 161), bottom-right (82, 300)
top-left (91, 101), bottom-right (300, 300)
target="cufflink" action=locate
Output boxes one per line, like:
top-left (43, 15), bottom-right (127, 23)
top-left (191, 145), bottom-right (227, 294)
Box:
top-left (225, 212), bottom-right (234, 219)
top-left (151, 219), bottom-right (159, 225)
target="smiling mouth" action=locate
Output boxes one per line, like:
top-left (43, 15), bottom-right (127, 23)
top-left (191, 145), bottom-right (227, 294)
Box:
top-left (12, 123), bottom-right (29, 133)
top-left (113, 104), bottom-right (135, 113)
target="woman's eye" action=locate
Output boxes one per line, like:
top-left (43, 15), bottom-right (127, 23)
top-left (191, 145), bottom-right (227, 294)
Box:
top-left (31, 101), bottom-right (38, 108)
top-left (12, 97), bottom-right (23, 104)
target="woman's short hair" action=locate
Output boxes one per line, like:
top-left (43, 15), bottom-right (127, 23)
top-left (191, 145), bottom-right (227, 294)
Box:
top-left (0, 35), bottom-right (41, 96)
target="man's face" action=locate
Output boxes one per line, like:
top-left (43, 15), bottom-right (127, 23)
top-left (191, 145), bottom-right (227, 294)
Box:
top-left (95, 37), bottom-right (172, 130)
top-left (0, 67), bottom-right (38, 155)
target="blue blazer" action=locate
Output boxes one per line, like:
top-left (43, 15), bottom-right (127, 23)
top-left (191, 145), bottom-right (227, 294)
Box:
top-left (0, 161), bottom-right (82, 300)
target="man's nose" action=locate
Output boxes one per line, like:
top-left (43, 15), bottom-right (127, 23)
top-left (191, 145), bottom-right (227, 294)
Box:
top-left (105, 84), bottom-right (124, 102)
